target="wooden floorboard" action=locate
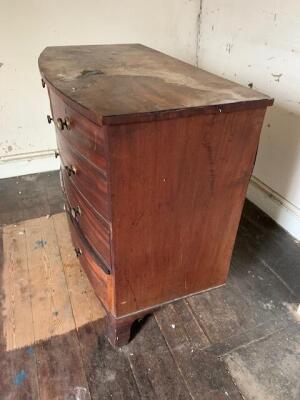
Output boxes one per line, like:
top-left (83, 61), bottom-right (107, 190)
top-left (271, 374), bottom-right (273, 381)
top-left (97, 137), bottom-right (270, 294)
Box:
top-left (24, 216), bottom-right (76, 342)
top-left (240, 206), bottom-right (300, 299)
top-left (52, 213), bottom-right (105, 329)
top-left (225, 322), bottom-right (300, 400)
top-left (78, 319), bottom-right (142, 400)
top-left (155, 303), bottom-right (243, 399)
top-left (0, 187), bottom-right (105, 400)
top-left (0, 172), bottom-right (63, 226)
top-left (188, 226), bottom-right (296, 346)
top-left (123, 315), bottom-right (192, 400)
top-left (35, 330), bottom-right (91, 400)
top-left (0, 171), bottom-right (299, 400)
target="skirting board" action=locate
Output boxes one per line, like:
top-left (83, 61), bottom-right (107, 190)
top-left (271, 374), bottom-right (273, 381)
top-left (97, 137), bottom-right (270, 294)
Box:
top-left (247, 176), bottom-right (300, 241)
top-left (0, 150), bottom-right (59, 179)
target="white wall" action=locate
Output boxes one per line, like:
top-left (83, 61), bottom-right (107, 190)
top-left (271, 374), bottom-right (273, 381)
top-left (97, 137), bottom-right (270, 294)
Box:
top-left (0, 0), bottom-right (200, 178)
top-left (197, 0), bottom-right (300, 239)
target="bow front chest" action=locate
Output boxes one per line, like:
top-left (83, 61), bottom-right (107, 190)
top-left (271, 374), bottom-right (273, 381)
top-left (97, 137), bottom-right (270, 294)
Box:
top-left (39, 44), bottom-right (273, 347)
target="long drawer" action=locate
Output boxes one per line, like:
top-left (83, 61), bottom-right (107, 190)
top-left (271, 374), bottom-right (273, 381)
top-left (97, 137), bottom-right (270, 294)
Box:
top-left (57, 132), bottom-right (110, 219)
top-left (61, 168), bottom-right (112, 270)
top-left (66, 211), bottom-right (114, 312)
top-left (49, 89), bottom-right (107, 172)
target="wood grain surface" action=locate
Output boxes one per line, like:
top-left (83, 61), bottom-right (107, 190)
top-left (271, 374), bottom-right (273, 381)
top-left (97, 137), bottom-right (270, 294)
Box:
top-left (108, 108), bottom-right (267, 316)
top-left (39, 44), bottom-right (273, 125)
top-left (2, 213), bottom-right (104, 351)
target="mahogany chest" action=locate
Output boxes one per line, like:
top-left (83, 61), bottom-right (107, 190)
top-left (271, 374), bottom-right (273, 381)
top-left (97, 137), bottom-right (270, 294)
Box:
top-left (39, 44), bottom-right (273, 346)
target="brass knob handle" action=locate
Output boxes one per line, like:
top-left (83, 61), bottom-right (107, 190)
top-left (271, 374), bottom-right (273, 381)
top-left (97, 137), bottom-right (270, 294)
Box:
top-left (74, 248), bottom-right (82, 257)
top-left (56, 117), bottom-right (71, 131)
top-left (71, 205), bottom-right (81, 219)
top-left (54, 150), bottom-right (60, 158)
top-left (65, 117), bottom-right (71, 130)
top-left (65, 165), bottom-right (77, 176)
top-left (47, 115), bottom-right (53, 124)
top-left (56, 118), bottom-right (64, 130)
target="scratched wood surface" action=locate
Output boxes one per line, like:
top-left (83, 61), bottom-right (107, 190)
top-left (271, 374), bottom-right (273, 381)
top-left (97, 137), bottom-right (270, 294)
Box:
top-left (0, 171), bottom-right (299, 400)
top-left (39, 44), bottom-right (273, 125)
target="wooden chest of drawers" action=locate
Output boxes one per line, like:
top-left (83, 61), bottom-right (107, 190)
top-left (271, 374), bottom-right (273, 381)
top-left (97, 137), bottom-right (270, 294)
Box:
top-left (39, 44), bottom-right (273, 347)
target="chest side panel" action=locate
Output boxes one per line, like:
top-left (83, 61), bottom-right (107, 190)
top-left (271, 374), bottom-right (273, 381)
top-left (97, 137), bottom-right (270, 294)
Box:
top-left (108, 108), bottom-right (267, 317)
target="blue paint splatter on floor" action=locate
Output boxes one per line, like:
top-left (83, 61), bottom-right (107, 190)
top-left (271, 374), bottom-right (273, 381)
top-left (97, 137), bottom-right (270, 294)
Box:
top-left (14, 370), bottom-right (27, 386)
top-left (26, 347), bottom-right (34, 357)
top-left (34, 239), bottom-right (47, 249)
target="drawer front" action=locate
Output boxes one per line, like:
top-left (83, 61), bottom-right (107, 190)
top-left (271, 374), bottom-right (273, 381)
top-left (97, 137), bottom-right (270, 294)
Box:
top-left (61, 168), bottom-right (112, 269)
top-left (49, 89), bottom-right (107, 173)
top-left (57, 132), bottom-right (110, 219)
top-left (67, 211), bottom-right (114, 312)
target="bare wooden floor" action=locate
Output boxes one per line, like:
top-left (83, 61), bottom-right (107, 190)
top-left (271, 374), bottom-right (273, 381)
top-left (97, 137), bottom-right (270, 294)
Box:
top-left (0, 171), bottom-right (299, 400)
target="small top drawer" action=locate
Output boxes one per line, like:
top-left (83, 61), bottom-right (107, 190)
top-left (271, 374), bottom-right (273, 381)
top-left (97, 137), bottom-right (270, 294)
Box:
top-left (48, 89), bottom-right (107, 173)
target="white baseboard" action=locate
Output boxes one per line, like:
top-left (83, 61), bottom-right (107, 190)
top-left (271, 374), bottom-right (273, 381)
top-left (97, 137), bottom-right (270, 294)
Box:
top-left (247, 176), bottom-right (300, 241)
top-left (0, 150), bottom-right (59, 179)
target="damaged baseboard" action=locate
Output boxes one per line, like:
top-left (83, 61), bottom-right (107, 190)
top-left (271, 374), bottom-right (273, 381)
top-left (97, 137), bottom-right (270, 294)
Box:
top-left (0, 150), bottom-right (59, 179)
top-left (247, 176), bottom-right (300, 241)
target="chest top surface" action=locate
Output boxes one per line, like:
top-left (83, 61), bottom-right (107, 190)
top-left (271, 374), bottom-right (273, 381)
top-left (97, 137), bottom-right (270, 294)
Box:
top-left (39, 44), bottom-right (273, 125)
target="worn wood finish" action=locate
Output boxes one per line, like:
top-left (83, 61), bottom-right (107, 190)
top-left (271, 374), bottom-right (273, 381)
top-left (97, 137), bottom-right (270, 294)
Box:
top-left (35, 330), bottom-right (91, 400)
top-left (1, 213), bottom-right (104, 350)
top-left (39, 44), bottom-right (273, 346)
top-left (39, 44), bottom-right (273, 125)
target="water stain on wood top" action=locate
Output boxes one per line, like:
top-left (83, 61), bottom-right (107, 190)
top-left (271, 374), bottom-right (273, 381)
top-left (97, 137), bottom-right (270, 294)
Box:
top-left (39, 44), bottom-right (273, 125)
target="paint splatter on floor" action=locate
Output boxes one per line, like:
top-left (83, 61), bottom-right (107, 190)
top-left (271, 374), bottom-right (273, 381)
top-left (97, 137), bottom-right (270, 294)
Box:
top-left (34, 239), bottom-right (47, 249)
top-left (14, 370), bottom-right (27, 386)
